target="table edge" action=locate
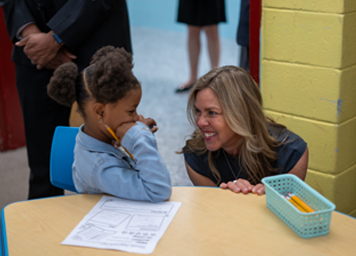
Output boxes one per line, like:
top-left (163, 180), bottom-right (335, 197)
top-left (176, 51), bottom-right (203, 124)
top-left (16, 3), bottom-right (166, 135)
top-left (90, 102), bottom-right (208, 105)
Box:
top-left (1, 186), bottom-right (355, 256)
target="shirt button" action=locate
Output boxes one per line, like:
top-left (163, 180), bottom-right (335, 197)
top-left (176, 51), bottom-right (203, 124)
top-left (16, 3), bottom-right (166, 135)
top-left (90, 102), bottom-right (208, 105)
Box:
top-left (37, 3), bottom-right (43, 10)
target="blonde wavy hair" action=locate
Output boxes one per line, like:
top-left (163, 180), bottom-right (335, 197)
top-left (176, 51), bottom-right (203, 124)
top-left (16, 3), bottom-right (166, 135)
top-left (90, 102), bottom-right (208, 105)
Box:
top-left (182, 66), bottom-right (287, 185)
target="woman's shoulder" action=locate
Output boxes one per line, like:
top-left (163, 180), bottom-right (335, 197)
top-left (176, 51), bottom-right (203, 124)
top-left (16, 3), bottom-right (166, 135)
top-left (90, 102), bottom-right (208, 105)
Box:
top-left (269, 126), bottom-right (306, 147)
top-left (183, 149), bottom-right (221, 183)
top-left (269, 127), bottom-right (307, 173)
top-left (183, 149), bottom-right (211, 173)
top-left (184, 149), bottom-right (209, 164)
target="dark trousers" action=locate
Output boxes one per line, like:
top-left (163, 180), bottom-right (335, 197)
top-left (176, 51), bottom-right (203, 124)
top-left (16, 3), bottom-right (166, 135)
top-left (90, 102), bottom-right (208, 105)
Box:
top-left (15, 64), bottom-right (71, 199)
top-left (239, 46), bottom-right (250, 73)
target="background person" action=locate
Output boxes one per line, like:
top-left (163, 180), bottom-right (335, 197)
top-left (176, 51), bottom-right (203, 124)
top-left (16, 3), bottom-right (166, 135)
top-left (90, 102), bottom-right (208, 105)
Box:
top-left (237, 0), bottom-right (250, 72)
top-left (0, 0), bottom-right (132, 199)
top-left (175, 0), bottom-right (226, 92)
top-left (180, 66), bottom-right (308, 194)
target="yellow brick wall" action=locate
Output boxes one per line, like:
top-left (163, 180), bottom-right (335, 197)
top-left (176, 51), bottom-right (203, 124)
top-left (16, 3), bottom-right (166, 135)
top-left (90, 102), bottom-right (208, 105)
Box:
top-left (261, 0), bottom-right (356, 217)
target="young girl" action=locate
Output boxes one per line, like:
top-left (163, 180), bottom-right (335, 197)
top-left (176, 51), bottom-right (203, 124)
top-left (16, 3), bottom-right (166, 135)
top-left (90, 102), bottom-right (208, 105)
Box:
top-left (47, 46), bottom-right (171, 202)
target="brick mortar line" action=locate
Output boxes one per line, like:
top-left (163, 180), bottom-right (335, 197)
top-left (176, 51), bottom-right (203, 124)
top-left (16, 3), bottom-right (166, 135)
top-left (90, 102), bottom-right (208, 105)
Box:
top-left (263, 109), bottom-right (356, 126)
top-left (261, 59), bottom-right (356, 71)
top-left (307, 163), bottom-right (356, 177)
top-left (262, 6), bottom-right (355, 15)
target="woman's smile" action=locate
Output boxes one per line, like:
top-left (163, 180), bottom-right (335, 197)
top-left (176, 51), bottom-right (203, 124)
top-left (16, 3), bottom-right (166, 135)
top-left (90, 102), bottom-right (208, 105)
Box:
top-left (202, 131), bottom-right (217, 140)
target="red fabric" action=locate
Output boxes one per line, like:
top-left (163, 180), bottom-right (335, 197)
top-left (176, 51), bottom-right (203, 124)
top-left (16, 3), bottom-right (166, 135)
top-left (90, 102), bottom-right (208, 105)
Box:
top-left (249, 0), bottom-right (261, 86)
top-left (0, 9), bottom-right (26, 151)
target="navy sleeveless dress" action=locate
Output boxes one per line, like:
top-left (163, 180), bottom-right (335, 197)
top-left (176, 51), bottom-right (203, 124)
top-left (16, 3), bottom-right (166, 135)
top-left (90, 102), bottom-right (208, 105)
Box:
top-left (177, 0), bottom-right (226, 26)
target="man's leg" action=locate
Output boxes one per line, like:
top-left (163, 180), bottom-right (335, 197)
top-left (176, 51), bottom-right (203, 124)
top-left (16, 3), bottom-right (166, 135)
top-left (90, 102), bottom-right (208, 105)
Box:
top-left (239, 46), bottom-right (250, 73)
top-left (15, 64), bottom-right (71, 199)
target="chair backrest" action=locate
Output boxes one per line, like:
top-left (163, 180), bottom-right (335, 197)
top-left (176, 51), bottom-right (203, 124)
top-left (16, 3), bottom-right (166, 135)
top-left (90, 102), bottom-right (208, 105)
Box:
top-left (50, 126), bottom-right (79, 193)
top-left (0, 216), bottom-right (3, 256)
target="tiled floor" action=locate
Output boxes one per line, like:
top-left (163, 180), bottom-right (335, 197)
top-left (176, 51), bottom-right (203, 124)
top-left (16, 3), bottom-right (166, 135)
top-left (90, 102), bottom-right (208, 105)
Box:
top-left (0, 2), bottom-right (240, 210)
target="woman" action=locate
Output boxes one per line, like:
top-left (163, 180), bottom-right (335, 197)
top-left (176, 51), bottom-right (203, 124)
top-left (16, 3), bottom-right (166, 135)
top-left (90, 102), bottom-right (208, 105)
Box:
top-left (175, 0), bottom-right (226, 92)
top-left (181, 66), bottom-right (308, 194)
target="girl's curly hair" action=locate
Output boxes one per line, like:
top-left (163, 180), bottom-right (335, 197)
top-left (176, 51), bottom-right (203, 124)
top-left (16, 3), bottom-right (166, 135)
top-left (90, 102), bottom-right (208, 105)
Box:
top-left (47, 62), bottom-right (78, 107)
top-left (47, 46), bottom-right (139, 118)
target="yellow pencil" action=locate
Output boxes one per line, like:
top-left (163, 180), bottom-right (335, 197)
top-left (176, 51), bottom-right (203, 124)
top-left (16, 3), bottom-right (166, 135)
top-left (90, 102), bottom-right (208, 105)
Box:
top-left (103, 123), bottom-right (135, 161)
top-left (285, 195), bottom-right (307, 212)
top-left (288, 193), bottom-right (314, 213)
top-left (104, 124), bottom-right (120, 141)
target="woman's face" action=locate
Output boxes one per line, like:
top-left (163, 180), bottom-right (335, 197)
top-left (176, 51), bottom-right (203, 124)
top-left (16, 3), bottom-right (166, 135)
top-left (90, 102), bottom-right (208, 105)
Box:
top-left (195, 88), bottom-right (242, 155)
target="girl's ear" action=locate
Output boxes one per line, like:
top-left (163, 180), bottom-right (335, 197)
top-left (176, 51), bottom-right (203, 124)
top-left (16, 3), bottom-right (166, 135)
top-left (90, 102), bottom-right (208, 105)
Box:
top-left (93, 102), bottom-right (105, 122)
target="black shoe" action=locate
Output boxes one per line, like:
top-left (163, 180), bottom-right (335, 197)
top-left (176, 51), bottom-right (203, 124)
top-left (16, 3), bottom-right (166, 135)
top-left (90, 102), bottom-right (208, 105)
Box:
top-left (175, 83), bottom-right (195, 93)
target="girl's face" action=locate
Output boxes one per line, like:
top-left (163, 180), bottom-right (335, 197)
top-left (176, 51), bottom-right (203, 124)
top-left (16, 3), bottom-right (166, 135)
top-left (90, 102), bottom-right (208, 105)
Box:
top-left (103, 87), bottom-right (142, 135)
top-left (195, 88), bottom-right (242, 155)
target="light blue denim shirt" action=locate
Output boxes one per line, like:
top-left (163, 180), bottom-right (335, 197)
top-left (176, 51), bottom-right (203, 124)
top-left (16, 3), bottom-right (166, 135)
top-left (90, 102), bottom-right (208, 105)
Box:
top-left (73, 122), bottom-right (171, 202)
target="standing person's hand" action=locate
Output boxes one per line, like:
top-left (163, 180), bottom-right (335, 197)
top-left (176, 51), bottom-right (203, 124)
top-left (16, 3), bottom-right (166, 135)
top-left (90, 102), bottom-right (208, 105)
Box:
top-left (44, 47), bottom-right (77, 70)
top-left (16, 30), bottom-right (62, 70)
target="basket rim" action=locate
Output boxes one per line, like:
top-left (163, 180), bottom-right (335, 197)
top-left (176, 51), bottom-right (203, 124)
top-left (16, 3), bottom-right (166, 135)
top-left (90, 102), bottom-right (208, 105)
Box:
top-left (262, 174), bottom-right (336, 211)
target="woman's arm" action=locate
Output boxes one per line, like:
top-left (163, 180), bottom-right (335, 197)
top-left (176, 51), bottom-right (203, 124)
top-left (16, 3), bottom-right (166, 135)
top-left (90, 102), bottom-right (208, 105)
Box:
top-left (185, 160), bottom-right (216, 186)
top-left (220, 147), bottom-right (309, 195)
top-left (288, 147), bottom-right (309, 180)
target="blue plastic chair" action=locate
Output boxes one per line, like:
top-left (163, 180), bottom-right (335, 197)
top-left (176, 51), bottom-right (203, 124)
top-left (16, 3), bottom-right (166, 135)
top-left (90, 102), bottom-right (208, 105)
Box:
top-left (1, 215), bottom-right (3, 256)
top-left (50, 126), bottom-right (79, 193)
top-left (1, 207), bottom-right (6, 256)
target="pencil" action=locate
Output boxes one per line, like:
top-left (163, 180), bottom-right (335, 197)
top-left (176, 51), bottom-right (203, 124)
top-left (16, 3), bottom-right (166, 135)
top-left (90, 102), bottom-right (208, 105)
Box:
top-left (285, 195), bottom-right (307, 212)
top-left (103, 123), bottom-right (135, 161)
top-left (104, 123), bottom-right (119, 141)
top-left (288, 193), bottom-right (315, 213)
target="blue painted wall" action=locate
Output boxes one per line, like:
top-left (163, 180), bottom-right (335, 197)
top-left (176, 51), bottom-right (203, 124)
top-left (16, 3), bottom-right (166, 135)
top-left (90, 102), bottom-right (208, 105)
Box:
top-left (127, 0), bottom-right (240, 40)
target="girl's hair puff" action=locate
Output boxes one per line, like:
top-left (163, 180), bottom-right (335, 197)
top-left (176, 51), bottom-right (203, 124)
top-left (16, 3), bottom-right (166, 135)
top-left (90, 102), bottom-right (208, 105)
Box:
top-left (88, 46), bottom-right (138, 104)
top-left (47, 62), bottom-right (78, 107)
top-left (47, 46), bottom-right (139, 118)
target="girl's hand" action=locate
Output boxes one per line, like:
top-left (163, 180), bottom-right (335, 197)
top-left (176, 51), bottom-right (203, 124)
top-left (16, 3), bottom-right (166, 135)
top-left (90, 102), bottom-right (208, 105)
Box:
top-left (138, 116), bottom-right (158, 133)
top-left (220, 179), bottom-right (253, 194)
top-left (113, 115), bottom-right (158, 148)
top-left (115, 122), bottom-right (137, 143)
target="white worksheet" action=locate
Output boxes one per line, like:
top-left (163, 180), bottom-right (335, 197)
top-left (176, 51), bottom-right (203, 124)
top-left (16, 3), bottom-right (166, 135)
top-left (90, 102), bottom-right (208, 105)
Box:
top-left (62, 195), bottom-right (182, 254)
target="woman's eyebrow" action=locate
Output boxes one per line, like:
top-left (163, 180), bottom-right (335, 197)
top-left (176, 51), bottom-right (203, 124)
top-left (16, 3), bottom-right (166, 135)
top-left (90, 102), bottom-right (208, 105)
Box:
top-left (204, 107), bottom-right (220, 111)
top-left (206, 107), bottom-right (220, 110)
top-left (194, 105), bottom-right (220, 111)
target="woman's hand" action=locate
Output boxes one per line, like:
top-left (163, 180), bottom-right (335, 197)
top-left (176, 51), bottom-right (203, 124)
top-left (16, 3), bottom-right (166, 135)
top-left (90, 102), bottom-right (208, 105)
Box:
top-left (251, 183), bottom-right (265, 195)
top-left (220, 179), bottom-right (253, 194)
top-left (220, 179), bottom-right (265, 195)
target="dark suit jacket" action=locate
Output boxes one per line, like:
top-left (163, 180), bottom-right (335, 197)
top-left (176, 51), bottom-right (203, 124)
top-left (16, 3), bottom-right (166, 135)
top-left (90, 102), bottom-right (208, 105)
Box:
top-left (1, 0), bottom-right (132, 71)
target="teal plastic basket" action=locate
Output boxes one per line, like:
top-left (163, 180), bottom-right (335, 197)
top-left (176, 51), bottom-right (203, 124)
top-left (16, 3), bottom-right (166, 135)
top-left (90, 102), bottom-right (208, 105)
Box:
top-left (262, 174), bottom-right (336, 239)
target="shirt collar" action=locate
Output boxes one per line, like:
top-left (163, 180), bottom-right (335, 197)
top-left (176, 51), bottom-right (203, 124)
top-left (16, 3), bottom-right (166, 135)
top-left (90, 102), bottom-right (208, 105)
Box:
top-left (76, 124), bottom-right (126, 159)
